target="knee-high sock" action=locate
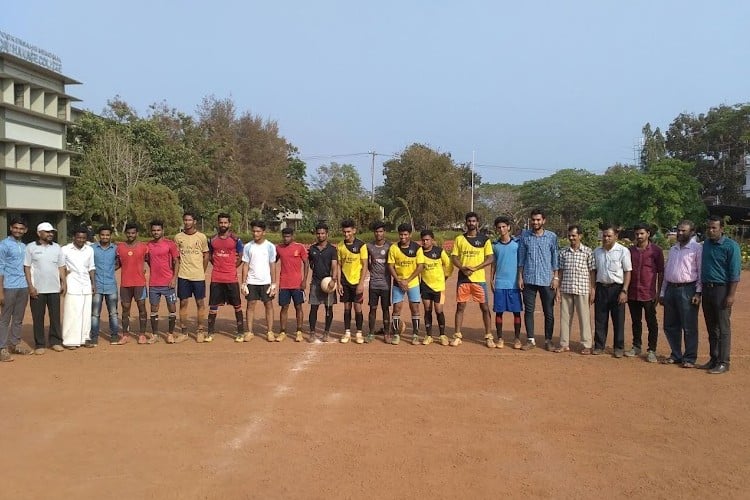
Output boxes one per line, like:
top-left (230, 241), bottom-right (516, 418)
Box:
top-left (234, 306), bottom-right (244, 334)
top-left (392, 315), bottom-right (400, 334)
top-left (383, 304), bottom-right (391, 333)
top-left (355, 311), bottom-right (363, 331)
top-left (344, 309), bottom-right (352, 331)
top-left (168, 313), bottom-right (176, 334)
top-left (437, 311), bottom-right (446, 335)
top-left (424, 307), bottom-right (433, 334)
top-left (150, 314), bottom-right (159, 334)
top-left (411, 316), bottom-right (421, 334)
top-left (208, 307), bottom-right (218, 333)
top-left (309, 305), bottom-right (319, 332)
top-left (324, 306), bottom-right (333, 332)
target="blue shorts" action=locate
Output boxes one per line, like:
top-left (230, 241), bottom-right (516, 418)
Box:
top-left (493, 288), bottom-right (523, 313)
top-left (177, 278), bottom-right (206, 300)
top-left (392, 285), bottom-right (421, 304)
top-left (279, 289), bottom-right (305, 306)
top-left (149, 286), bottom-right (177, 306)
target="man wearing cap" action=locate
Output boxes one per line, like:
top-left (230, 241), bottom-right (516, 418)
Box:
top-left (61, 227), bottom-right (96, 348)
top-left (0, 217), bottom-right (34, 361)
top-left (23, 222), bottom-right (66, 354)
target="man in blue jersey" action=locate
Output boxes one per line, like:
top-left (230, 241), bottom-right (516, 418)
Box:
top-left (490, 216), bottom-right (523, 349)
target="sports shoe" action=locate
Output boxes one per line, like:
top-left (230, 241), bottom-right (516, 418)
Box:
top-left (513, 338), bottom-right (522, 350)
top-left (138, 335), bottom-right (147, 345)
top-left (340, 331), bottom-right (351, 343)
top-left (196, 332), bottom-right (205, 343)
top-left (521, 340), bottom-right (535, 351)
top-left (354, 331), bottom-right (364, 344)
top-left (422, 335), bottom-right (434, 345)
top-left (275, 332), bottom-right (286, 342)
top-left (322, 332), bottom-right (330, 343)
top-left (308, 332), bottom-right (321, 344)
top-left (646, 350), bottom-right (657, 363)
top-left (450, 332), bottom-right (463, 347)
top-left (496, 338), bottom-right (505, 349)
top-left (204, 334), bottom-right (214, 343)
top-left (111, 335), bottom-right (127, 345)
top-left (544, 339), bottom-right (553, 351)
top-left (365, 333), bottom-right (374, 343)
top-left (34, 348), bottom-right (46, 355)
top-left (391, 334), bottom-right (400, 345)
top-left (234, 334), bottom-right (246, 343)
top-left (51, 344), bottom-right (64, 352)
top-left (592, 348), bottom-right (604, 355)
top-left (623, 347), bottom-right (641, 357)
top-left (485, 337), bottom-right (496, 349)
top-left (613, 349), bottom-right (624, 358)
top-left (439, 335), bottom-right (450, 346)
top-left (173, 333), bottom-right (189, 344)
top-left (295, 331), bottom-right (304, 342)
top-left (411, 334), bottom-right (420, 345)
top-left (267, 332), bottom-right (276, 342)
top-left (84, 340), bottom-right (98, 348)
top-left (0, 348), bottom-right (12, 362)
top-left (12, 340), bottom-right (33, 355)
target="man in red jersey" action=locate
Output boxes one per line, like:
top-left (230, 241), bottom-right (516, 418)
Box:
top-left (275, 228), bottom-right (308, 342)
top-left (114, 223), bottom-right (150, 344)
top-left (206, 213), bottom-right (244, 342)
top-left (146, 220), bottom-right (181, 343)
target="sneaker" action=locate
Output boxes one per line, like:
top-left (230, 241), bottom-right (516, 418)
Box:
top-left (450, 332), bottom-right (463, 347)
top-left (544, 339), bottom-right (553, 351)
top-left (111, 335), bottom-right (128, 345)
top-left (11, 340), bottom-right (33, 355)
top-left (138, 335), bottom-right (148, 345)
top-left (322, 332), bottom-right (330, 343)
top-left (267, 332), bottom-right (276, 342)
top-left (275, 332), bottom-right (286, 342)
top-left (623, 347), bottom-right (641, 357)
top-left (166, 334), bottom-right (175, 344)
top-left (592, 348), bottom-right (604, 355)
top-left (295, 331), bottom-right (304, 342)
top-left (521, 341), bottom-right (535, 351)
top-left (485, 337), bottom-right (496, 349)
top-left (411, 334), bottom-right (420, 345)
top-left (196, 332), bottom-right (205, 343)
top-left (204, 334), bottom-right (214, 343)
top-left (355, 331), bottom-right (364, 344)
top-left (340, 331), bottom-right (351, 344)
top-left (391, 334), bottom-right (400, 345)
top-left (365, 333), bottom-right (374, 343)
top-left (308, 332), bottom-right (321, 344)
top-left (84, 340), bottom-right (98, 348)
top-left (34, 348), bottom-right (46, 355)
top-left (173, 333), bottom-right (189, 344)
top-left (51, 344), bottom-right (64, 352)
top-left (613, 349), bottom-right (624, 358)
top-left (234, 334), bottom-right (246, 343)
top-left (422, 335), bottom-right (434, 346)
top-left (646, 350), bottom-right (657, 363)
top-left (0, 348), bottom-right (12, 362)
top-left (496, 338), bottom-right (504, 349)
top-left (439, 335), bottom-right (450, 346)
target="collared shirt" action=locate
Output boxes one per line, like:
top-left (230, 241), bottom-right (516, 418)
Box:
top-left (62, 243), bottom-right (95, 295)
top-left (0, 236), bottom-right (27, 289)
top-left (628, 243), bottom-right (664, 301)
top-left (593, 242), bottom-right (632, 284)
top-left (517, 229), bottom-right (559, 286)
top-left (660, 239), bottom-right (702, 296)
top-left (559, 244), bottom-right (595, 295)
top-left (24, 241), bottom-right (65, 293)
top-left (93, 242), bottom-right (118, 295)
top-left (701, 235), bottom-right (741, 284)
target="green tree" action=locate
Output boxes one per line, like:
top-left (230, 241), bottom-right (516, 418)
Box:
top-left (310, 162), bottom-right (379, 229)
top-left (128, 184), bottom-right (182, 232)
top-left (475, 183), bottom-right (524, 229)
top-left (640, 122), bottom-right (666, 170)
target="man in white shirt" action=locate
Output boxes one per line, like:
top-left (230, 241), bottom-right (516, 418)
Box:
top-left (240, 220), bottom-right (277, 341)
top-left (61, 227), bottom-right (96, 348)
top-left (592, 224), bottom-right (632, 358)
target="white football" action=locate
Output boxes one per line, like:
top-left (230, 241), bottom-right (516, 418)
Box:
top-left (321, 276), bottom-right (336, 293)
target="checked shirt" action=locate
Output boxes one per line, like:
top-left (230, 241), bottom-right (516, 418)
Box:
top-left (559, 244), bottom-right (595, 295)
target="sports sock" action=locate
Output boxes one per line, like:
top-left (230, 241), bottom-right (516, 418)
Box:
top-left (344, 309), bottom-right (352, 331)
top-left (392, 315), bottom-right (400, 334)
top-left (424, 307), bottom-right (433, 334)
top-left (437, 312), bottom-right (446, 335)
top-left (411, 316), bottom-right (421, 334)
top-left (309, 305), bottom-right (319, 332)
top-left (324, 306), bottom-right (333, 332)
top-left (150, 314), bottom-right (159, 334)
top-left (355, 311), bottom-right (363, 331)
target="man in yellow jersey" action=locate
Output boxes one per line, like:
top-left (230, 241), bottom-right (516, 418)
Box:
top-left (450, 212), bottom-right (494, 347)
top-left (419, 229), bottom-right (453, 345)
top-left (174, 212), bottom-right (209, 343)
top-left (337, 219), bottom-right (369, 344)
top-left (387, 223), bottom-right (424, 345)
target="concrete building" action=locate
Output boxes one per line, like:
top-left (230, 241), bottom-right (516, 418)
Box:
top-left (0, 32), bottom-right (80, 242)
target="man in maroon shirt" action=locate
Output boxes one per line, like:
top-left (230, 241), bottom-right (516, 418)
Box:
top-left (625, 223), bottom-right (664, 361)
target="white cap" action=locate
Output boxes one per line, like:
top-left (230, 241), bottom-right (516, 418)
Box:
top-left (37, 222), bottom-right (56, 232)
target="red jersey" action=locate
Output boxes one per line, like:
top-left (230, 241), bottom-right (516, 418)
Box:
top-left (147, 239), bottom-right (179, 287)
top-left (276, 242), bottom-right (308, 290)
top-left (116, 242), bottom-right (148, 287)
top-left (209, 233), bottom-right (244, 283)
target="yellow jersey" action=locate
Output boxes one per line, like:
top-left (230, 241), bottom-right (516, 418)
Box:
top-left (337, 238), bottom-right (368, 285)
top-left (387, 241), bottom-right (424, 288)
top-left (420, 245), bottom-right (453, 292)
top-left (451, 233), bottom-right (492, 284)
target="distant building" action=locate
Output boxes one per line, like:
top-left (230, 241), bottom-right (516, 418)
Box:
top-left (0, 31), bottom-right (80, 241)
top-left (273, 209), bottom-right (304, 231)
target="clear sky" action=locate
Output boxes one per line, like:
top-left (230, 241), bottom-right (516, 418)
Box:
top-left (5, 1), bottom-right (749, 190)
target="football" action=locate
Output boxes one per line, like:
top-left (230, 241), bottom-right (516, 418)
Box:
top-left (320, 276), bottom-right (336, 293)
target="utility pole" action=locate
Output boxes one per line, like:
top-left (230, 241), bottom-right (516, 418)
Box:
top-left (369, 150), bottom-right (376, 202)
top-left (471, 150), bottom-right (475, 212)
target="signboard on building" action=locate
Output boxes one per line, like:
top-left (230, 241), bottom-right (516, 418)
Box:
top-left (0, 31), bottom-right (62, 72)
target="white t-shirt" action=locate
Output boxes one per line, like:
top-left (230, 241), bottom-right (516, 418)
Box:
top-left (62, 243), bottom-right (95, 294)
top-left (242, 240), bottom-right (276, 285)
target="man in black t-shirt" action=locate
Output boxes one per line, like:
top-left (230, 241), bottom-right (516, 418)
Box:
top-left (307, 223), bottom-right (338, 342)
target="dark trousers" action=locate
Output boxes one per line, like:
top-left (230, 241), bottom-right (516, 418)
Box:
top-left (522, 284), bottom-right (555, 341)
top-left (594, 283), bottom-right (625, 350)
top-left (30, 293), bottom-right (62, 348)
top-left (662, 283), bottom-right (699, 363)
top-left (627, 299), bottom-right (659, 351)
top-left (702, 284), bottom-right (732, 365)
top-left (0, 287), bottom-right (28, 348)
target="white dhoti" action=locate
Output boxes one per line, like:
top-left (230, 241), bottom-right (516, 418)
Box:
top-left (63, 293), bottom-right (92, 346)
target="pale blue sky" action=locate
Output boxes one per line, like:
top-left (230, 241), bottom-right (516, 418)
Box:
top-left (5, 1), bottom-right (749, 189)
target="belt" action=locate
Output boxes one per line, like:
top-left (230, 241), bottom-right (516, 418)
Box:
top-left (667, 281), bottom-right (696, 288)
top-left (703, 282), bottom-right (726, 288)
top-left (597, 282), bottom-right (622, 288)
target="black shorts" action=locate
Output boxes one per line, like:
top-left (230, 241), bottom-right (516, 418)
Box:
top-left (209, 282), bottom-right (241, 307)
top-left (246, 284), bottom-right (273, 303)
top-left (177, 278), bottom-right (206, 300)
top-left (341, 282), bottom-right (363, 304)
top-left (368, 287), bottom-right (391, 307)
top-left (420, 282), bottom-right (443, 303)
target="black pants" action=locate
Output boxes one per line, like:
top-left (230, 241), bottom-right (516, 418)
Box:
top-left (30, 293), bottom-right (62, 348)
top-left (702, 284), bottom-right (732, 365)
top-left (627, 299), bottom-right (658, 351)
top-left (594, 283), bottom-right (625, 350)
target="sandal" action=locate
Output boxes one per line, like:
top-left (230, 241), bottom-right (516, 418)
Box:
top-left (580, 348), bottom-right (591, 355)
top-left (553, 346), bottom-right (570, 353)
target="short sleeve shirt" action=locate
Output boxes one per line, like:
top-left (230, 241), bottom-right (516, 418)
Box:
top-left (451, 233), bottom-right (493, 284)
top-left (387, 241), bottom-right (424, 289)
top-left (117, 242), bottom-right (149, 287)
top-left (337, 239), bottom-right (368, 286)
top-left (147, 239), bottom-right (179, 287)
top-left (242, 240), bottom-right (276, 285)
top-left (174, 231), bottom-right (209, 281)
top-left (308, 243), bottom-right (338, 283)
top-left (276, 242), bottom-right (308, 290)
top-left (209, 234), bottom-right (243, 283)
top-left (421, 246), bottom-right (453, 292)
top-left (0, 236), bottom-right (27, 289)
top-left (366, 241), bottom-right (392, 290)
top-left (593, 242), bottom-right (632, 284)
top-left (24, 242), bottom-right (65, 293)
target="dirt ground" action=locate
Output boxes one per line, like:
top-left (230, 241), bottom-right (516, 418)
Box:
top-left (2, 272), bottom-right (749, 499)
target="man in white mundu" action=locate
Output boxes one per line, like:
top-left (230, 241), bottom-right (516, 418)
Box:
top-left (61, 228), bottom-right (96, 348)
